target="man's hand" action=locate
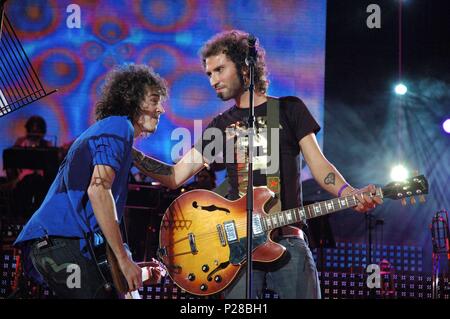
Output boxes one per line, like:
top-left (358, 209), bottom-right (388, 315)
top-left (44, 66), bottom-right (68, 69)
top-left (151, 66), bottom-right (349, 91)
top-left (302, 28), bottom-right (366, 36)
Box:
top-left (118, 256), bottom-right (143, 292)
top-left (349, 184), bottom-right (383, 213)
top-left (138, 258), bottom-right (164, 285)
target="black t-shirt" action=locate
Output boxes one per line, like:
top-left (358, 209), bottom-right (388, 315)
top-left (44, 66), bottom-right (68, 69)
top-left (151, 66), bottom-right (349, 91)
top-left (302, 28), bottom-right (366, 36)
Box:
top-left (196, 96), bottom-right (320, 210)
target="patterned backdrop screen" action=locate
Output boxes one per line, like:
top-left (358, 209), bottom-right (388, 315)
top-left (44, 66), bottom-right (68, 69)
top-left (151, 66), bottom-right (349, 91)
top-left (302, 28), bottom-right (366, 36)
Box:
top-left (0, 0), bottom-right (326, 180)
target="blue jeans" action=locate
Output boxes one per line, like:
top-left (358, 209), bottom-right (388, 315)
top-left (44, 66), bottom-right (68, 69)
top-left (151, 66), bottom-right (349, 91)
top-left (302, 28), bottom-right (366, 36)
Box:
top-left (28, 237), bottom-right (116, 299)
top-left (224, 236), bottom-right (321, 299)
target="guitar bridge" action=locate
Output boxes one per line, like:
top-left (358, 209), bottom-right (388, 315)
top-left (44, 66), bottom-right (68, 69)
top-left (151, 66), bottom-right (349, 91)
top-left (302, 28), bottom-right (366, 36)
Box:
top-left (188, 233), bottom-right (198, 254)
top-left (216, 224), bottom-right (226, 247)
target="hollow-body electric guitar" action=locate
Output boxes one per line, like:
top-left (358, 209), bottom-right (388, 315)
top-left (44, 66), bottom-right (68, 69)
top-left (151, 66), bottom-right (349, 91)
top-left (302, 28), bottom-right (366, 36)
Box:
top-left (158, 175), bottom-right (428, 296)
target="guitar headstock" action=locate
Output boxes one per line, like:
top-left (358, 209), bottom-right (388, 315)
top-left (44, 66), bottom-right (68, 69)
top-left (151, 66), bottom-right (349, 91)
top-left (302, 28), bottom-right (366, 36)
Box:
top-left (381, 175), bottom-right (429, 205)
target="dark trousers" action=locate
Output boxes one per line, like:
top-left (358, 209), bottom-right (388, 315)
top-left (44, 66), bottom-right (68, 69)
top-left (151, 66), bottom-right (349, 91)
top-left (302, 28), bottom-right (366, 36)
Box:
top-left (224, 236), bottom-right (321, 299)
top-left (29, 237), bottom-right (116, 299)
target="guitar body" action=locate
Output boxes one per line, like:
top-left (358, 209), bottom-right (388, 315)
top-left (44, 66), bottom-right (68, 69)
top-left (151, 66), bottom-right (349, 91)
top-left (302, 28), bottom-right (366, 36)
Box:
top-left (159, 175), bottom-right (429, 296)
top-left (159, 187), bottom-right (286, 296)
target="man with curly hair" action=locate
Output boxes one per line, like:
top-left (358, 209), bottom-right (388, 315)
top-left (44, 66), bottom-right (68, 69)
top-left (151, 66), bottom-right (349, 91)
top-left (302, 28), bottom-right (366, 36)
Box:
top-left (14, 64), bottom-right (166, 298)
top-left (133, 30), bottom-right (382, 299)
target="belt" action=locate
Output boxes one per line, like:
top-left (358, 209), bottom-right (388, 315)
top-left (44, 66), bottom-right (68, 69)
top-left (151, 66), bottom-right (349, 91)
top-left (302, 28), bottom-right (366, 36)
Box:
top-left (34, 237), bottom-right (53, 250)
top-left (272, 225), bottom-right (304, 240)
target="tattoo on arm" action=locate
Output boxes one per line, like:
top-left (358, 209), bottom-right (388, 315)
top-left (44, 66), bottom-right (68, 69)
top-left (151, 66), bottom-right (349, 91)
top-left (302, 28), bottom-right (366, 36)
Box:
top-left (132, 148), bottom-right (172, 176)
top-left (324, 172), bottom-right (336, 185)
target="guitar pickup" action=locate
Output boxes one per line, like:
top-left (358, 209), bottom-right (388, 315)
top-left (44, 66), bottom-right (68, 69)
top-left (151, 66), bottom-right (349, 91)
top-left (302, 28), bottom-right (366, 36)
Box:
top-left (223, 221), bottom-right (238, 243)
top-left (252, 215), bottom-right (263, 235)
top-left (188, 233), bottom-right (198, 254)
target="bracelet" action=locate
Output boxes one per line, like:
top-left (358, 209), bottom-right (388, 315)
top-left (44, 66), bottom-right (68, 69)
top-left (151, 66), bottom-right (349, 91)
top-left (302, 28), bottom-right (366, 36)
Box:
top-left (338, 184), bottom-right (349, 197)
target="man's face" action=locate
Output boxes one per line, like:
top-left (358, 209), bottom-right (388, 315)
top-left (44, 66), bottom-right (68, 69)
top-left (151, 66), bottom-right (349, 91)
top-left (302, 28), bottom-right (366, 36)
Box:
top-left (27, 125), bottom-right (45, 140)
top-left (135, 89), bottom-right (165, 137)
top-left (205, 53), bottom-right (244, 101)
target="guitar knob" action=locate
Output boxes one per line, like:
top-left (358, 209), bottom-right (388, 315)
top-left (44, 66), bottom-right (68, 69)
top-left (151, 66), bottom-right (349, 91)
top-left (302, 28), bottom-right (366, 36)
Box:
top-left (202, 265), bottom-right (209, 272)
top-left (188, 273), bottom-right (196, 281)
top-left (214, 275), bottom-right (222, 283)
top-left (200, 284), bottom-right (208, 291)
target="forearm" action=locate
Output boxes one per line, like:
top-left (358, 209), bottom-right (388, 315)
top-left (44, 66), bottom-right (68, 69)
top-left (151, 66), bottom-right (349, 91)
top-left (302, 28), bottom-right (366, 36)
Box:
top-left (300, 133), bottom-right (355, 197)
top-left (132, 147), bottom-right (205, 189)
top-left (88, 186), bottom-right (128, 261)
top-left (132, 148), bottom-right (176, 188)
top-left (310, 161), bottom-right (355, 197)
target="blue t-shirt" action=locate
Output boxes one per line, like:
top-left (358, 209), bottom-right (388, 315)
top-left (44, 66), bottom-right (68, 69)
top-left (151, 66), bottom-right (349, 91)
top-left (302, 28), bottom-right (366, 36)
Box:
top-left (14, 116), bottom-right (134, 245)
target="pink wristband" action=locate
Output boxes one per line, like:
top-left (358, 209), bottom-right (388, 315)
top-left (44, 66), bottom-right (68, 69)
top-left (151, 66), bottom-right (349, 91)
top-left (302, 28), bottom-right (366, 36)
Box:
top-left (338, 184), bottom-right (349, 197)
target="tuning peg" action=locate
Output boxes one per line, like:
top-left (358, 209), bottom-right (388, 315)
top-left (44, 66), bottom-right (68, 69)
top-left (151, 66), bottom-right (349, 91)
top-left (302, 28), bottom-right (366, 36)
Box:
top-left (401, 198), bottom-right (407, 206)
top-left (419, 195), bottom-right (426, 203)
top-left (410, 197), bottom-right (416, 205)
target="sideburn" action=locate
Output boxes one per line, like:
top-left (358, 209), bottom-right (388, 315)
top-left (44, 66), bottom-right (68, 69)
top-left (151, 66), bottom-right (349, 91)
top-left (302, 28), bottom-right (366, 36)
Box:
top-left (237, 66), bottom-right (249, 91)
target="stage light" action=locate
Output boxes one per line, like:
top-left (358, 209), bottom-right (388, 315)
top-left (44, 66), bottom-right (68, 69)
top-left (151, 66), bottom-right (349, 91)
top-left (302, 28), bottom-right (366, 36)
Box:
top-left (394, 83), bottom-right (408, 95)
top-left (443, 119), bottom-right (450, 134)
top-left (390, 165), bottom-right (409, 182)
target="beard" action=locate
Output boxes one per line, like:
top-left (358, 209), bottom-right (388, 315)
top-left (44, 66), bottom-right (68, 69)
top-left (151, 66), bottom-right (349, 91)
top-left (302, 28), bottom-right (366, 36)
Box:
top-left (216, 83), bottom-right (243, 101)
top-left (138, 116), bottom-right (158, 138)
top-left (217, 92), bottom-right (231, 101)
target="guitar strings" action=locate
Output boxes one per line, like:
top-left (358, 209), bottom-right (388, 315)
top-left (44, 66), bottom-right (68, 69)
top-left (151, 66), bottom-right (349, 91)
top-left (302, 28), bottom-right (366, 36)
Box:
top-left (162, 194), bottom-right (365, 244)
top-left (162, 223), bottom-right (266, 244)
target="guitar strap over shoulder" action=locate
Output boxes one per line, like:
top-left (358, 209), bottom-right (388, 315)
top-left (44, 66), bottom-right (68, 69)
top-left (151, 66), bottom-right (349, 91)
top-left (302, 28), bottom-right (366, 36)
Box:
top-left (266, 96), bottom-right (282, 213)
top-left (212, 174), bottom-right (230, 197)
top-left (213, 97), bottom-right (283, 211)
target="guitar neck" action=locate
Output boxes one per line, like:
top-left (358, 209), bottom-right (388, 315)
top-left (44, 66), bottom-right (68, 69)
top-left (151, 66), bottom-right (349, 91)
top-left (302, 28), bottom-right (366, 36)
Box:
top-left (261, 187), bottom-right (383, 231)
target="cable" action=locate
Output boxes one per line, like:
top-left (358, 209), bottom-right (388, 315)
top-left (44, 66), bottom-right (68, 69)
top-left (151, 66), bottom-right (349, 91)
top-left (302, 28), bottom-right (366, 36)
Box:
top-left (79, 195), bottom-right (113, 293)
top-left (83, 231), bottom-right (113, 293)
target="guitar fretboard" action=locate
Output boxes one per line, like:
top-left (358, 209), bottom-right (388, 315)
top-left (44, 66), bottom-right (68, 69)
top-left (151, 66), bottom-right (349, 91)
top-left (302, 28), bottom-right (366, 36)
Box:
top-left (261, 188), bottom-right (383, 232)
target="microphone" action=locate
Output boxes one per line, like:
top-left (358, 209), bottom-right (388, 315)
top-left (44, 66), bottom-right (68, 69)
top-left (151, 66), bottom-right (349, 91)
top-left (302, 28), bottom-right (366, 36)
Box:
top-left (245, 34), bottom-right (258, 66)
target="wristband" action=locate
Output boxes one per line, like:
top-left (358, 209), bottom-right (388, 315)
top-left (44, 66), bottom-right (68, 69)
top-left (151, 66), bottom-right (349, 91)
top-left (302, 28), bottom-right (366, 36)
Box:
top-left (338, 184), bottom-right (349, 197)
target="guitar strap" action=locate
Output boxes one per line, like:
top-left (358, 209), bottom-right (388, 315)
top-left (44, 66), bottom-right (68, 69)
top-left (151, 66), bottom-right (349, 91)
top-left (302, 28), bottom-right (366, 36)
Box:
top-left (212, 173), bottom-right (230, 197)
top-left (212, 97), bottom-right (282, 213)
top-left (266, 96), bottom-right (281, 213)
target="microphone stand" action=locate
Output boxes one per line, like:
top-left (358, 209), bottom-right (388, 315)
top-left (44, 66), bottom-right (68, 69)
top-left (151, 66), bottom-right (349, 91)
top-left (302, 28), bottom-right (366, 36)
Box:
top-left (245, 36), bottom-right (257, 299)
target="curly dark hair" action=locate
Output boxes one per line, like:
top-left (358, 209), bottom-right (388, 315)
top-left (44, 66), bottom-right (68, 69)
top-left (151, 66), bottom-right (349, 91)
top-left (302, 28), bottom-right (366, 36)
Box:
top-left (95, 64), bottom-right (168, 121)
top-left (199, 30), bottom-right (269, 94)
